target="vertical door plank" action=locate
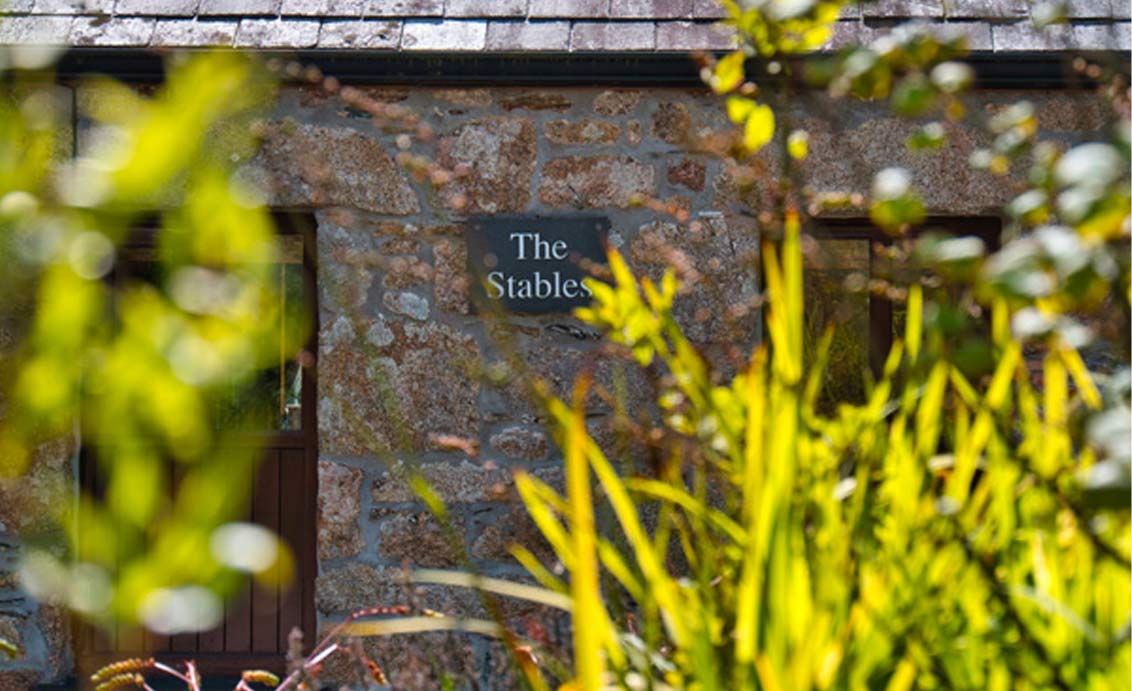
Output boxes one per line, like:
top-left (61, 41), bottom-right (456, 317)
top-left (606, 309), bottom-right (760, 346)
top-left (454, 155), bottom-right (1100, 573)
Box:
top-left (197, 620), bottom-right (226, 652)
top-left (251, 450), bottom-right (281, 653)
top-left (91, 626), bottom-right (113, 655)
top-left (277, 448), bottom-right (306, 651)
top-left (223, 459), bottom-right (256, 654)
top-left (143, 454), bottom-right (179, 655)
top-left (144, 626), bottom-right (172, 655)
top-left (79, 449), bottom-right (111, 655)
top-left (166, 457), bottom-right (199, 655)
top-left (117, 625), bottom-right (144, 655)
top-left (224, 568), bottom-right (253, 652)
top-left (169, 631), bottom-right (197, 654)
top-left (113, 463), bottom-right (144, 656)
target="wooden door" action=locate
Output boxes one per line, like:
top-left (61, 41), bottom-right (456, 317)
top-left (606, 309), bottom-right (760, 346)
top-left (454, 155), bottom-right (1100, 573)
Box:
top-left (76, 220), bottom-right (318, 679)
top-left (77, 441), bottom-right (317, 676)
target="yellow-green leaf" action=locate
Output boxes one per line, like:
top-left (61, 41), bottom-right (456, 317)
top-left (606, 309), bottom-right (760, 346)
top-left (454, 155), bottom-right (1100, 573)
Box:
top-left (744, 103), bottom-right (776, 152)
top-left (712, 51), bottom-right (747, 94)
top-left (787, 129), bottom-right (809, 160)
top-left (727, 95), bottom-right (757, 124)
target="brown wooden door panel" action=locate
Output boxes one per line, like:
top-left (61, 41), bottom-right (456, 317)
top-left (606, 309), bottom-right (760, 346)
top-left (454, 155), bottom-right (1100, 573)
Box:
top-left (251, 450), bottom-right (281, 654)
top-left (277, 448), bottom-right (308, 652)
top-left (75, 217), bottom-right (319, 680)
top-left (77, 440), bottom-right (315, 674)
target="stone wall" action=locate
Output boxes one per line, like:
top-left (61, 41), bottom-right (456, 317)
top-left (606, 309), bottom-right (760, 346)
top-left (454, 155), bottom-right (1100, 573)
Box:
top-left (264, 85), bottom-right (1106, 689)
top-left (295, 85), bottom-right (763, 689)
top-left (0, 83), bottom-right (1110, 689)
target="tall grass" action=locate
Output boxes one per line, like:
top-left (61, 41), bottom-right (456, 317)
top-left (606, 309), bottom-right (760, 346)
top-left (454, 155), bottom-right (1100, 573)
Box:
top-left (510, 211), bottom-right (1130, 690)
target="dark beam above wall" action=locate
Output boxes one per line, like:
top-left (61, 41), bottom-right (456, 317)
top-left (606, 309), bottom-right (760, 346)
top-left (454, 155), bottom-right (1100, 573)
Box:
top-left (53, 49), bottom-right (1130, 89)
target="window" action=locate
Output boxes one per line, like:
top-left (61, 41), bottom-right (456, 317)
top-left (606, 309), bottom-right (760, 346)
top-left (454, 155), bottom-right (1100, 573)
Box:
top-left (112, 232), bottom-right (310, 432)
top-left (803, 218), bottom-right (1001, 407)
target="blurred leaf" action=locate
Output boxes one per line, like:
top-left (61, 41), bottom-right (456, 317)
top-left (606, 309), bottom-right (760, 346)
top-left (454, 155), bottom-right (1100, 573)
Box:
top-left (890, 74), bottom-right (935, 116)
top-left (726, 95), bottom-right (758, 124)
top-left (1081, 459), bottom-right (1132, 509)
top-left (906, 121), bottom-right (947, 151)
top-left (929, 61), bottom-right (974, 94)
top-left (743, 102), bottom-right (776, 152)
top-left (787, 129), bottom-right (809, 160)
top-left (712, 51), bottom-right (747, 94)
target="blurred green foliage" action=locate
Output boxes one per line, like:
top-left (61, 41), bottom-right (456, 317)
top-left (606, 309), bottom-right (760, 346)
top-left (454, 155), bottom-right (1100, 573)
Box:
top-left (517, 215), bottom-right (1129, 690)
top-left (0, 3), bottom-right (1127, 689)
top-left (0, 52), bottom-right (305, 632)
top-left (499, 2), bottom-right (1132, 690)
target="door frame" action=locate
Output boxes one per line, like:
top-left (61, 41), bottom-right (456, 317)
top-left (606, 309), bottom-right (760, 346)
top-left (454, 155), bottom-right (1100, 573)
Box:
top-left (74, 212), bottom-right (319, 679)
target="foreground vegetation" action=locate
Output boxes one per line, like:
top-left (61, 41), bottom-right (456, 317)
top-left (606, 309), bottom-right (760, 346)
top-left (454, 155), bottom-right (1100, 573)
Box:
top-left (0, 0), bottom-right (1128, 689)
top-left (499, 2), bottom-right (1132, 689)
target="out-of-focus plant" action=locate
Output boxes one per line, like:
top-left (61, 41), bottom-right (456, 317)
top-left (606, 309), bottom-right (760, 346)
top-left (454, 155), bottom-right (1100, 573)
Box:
top-left (87, 606), bottom-right (408, 691)
top-left (86, 571), bottom-right (573, 691)
top-left (508, 211), bottom-right (1129, 690)
top-left (0, 51), bottom-right (304, 633)
top-left (706, 0), bottom-right (844, 152)
top-left (811, 6), bottom-right (1130, 502)
top-left (494, 2), bottom-right (1132, 690)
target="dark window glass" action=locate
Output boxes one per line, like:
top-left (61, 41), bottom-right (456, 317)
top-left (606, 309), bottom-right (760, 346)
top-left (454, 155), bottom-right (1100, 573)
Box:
top-left (802, 219), bottom-right (1000, 409)
top-left (803, 238), bottom-right (871, 406)
top-left (118, 234), bottom-right (308, 432)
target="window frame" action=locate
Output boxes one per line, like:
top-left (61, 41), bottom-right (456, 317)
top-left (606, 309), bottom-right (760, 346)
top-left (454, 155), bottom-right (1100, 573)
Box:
top-left (806, 217), bottom-right (1002, 376)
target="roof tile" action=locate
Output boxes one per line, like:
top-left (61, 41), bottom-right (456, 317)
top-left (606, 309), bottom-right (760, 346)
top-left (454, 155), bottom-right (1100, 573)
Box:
top-left (1072, 20), bottom-right (1131, 49)
top-left (318, 18), bottom-right (401, 48)
top-left (486, 20), bottom-right (571, 50)
top-left (570, 21), bottom-right (656, 50)
top-left (236, 18), bottom-right (320, 47)
top-left (0, 14), bottom-right (71, 42)
top-left (280, 0), bottom-right (333, 15)
top-left (828, 19), bottom-right (995, 51)
top-left (823, 20), bottom-right (885, 49)
top-left (30, 0), bottom-right (111, 13)
top-left (447, 0), bottom-right (527, 18)
top-left (992, 20), bottom-right (1076, 50)
top-left (1064, 0), bottom-right (1116, 19)
top-left (940, 20), bottom-right (994, 50)
top-left (116, 0), bottom-right (199, 16)
top-left (318, 0), bottom-right (360, 16)
top-left (655, 20), bottom-right (734, 49)
top-left (862, 0), bottom-right (944, 18)
top-left (1, 0), bottom-right (35, 12)
top-left (529, 0), bottom-right (609, 19)
top-left (198, 0), bottom-right (279, 15)
top-left (691, 0), bottom-right (725, 18)
top-left (1117, 20), bottom-right (1131, 46)
top-left (948, 0), bottom-right (1029, 19)
top-left (71, 16), bottom-right (155, 45)
top-left (152, 18), bottom-right (237, 45)
top-left (364, 0), bottom-right (443, 17)
top-left (401, 19), bottom-right (487, 49)
top-left (611, 0), bottom-right (694, 20)
top-left (0, 0), bottom-right (1125, 53)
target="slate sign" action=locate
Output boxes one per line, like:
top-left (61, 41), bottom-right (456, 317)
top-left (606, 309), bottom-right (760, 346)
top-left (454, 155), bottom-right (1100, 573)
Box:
top-left (466, 215), bottom-right (609, 314)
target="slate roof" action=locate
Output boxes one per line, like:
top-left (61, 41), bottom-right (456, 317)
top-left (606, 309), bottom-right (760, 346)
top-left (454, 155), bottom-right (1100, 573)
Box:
top-left (0, 0), bottom-right (1128, 52)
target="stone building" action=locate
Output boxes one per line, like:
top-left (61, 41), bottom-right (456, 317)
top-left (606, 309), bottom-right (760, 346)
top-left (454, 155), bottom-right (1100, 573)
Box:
top-left (0, 1), bottom-right (1128, 689)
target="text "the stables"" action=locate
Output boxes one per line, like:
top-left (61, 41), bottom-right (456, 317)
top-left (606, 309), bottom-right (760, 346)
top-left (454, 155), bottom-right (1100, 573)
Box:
top-left (485, 232), bottom-right (593, 301)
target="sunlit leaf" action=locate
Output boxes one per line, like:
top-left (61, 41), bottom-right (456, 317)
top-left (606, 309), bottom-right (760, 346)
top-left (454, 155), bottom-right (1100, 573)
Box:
top-left (743, 103), bottom-right (776, 152)
top-left (712, 51), bottom-right (747, 94)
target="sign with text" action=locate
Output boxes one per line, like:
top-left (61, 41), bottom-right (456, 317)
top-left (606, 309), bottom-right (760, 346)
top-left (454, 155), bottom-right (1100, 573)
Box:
top-left (466, 216), bottom-right (609, 314)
